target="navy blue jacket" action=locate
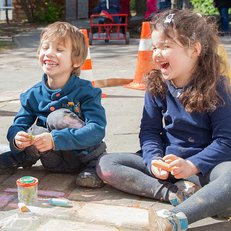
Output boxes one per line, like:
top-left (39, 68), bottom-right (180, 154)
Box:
top-left (7, 74), bottom-right (106, 153)
top-left (140, 78), bottom-right (231, 175)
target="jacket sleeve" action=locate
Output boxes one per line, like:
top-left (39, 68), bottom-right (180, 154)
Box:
top-left (7, 92), bottom-right (37, 153)
top-left (139, 91), bottom-right (165, 174)
top-left (187, 86), bottom-right (231, 175)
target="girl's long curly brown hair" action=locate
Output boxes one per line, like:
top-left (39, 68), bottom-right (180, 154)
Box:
top-left (147, 9), bottom-right (230, 113)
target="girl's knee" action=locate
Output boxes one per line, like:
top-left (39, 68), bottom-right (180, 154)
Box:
top-left (96, 154), bottom-right (115, 182)
top-left (211, 161), bottom-right (231, 179)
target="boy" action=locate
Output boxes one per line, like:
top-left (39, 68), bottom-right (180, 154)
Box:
top-left (0, 22), bottom-right (107, 188)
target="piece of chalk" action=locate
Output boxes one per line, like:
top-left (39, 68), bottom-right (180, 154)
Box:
top-left (28, 134), bottom-right (35, 141)
top-left (48, 198), bottom-right (73, 207)
top-left (18, 202), bottom-right (30, 212)
top-left (152, 160), bottom-right (173, 172)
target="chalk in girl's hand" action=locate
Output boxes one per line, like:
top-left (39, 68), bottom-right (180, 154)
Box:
top-left (48, 198), bottom-right (73, 207)
top-left (152, 159), bottom-right (177, 172)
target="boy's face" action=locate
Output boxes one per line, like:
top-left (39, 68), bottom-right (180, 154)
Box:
top-left (38, 38), bottom-right (79, 81)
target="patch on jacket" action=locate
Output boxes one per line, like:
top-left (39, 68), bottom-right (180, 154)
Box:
top-left (65, 101), bottom-right (83, 120)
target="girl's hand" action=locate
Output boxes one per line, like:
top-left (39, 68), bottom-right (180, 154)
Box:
top-left (14, 131), bottom-right (34, 149)
top-left (164, 154), bottom-right (199, 179)
top-left (32, 132), bottom-right (54, 153)
top-left (151, 160), bottom-right (170, 180)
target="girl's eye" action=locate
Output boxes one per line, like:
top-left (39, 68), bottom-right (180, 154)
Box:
top-left (57, 47), bottom-right (65, 52)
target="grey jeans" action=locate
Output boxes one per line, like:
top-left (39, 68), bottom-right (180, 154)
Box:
top-left (23, 108), bottom-right (106, 173)
top-left (97, 153), bottom-right (231, 224)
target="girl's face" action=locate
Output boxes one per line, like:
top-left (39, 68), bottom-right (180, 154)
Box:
top-left (38, 38), bottom-right (79, 88)
top-left (151, 29), bottom-right (198, 88)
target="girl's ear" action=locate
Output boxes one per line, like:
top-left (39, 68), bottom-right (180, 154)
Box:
top-left (192, 42), bottom-right (202, 57)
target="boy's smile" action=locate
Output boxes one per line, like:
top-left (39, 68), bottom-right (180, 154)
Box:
top-left (38, 39), bottom-right (79, 89)
top-left (43, 59), bottom-right (58, 68)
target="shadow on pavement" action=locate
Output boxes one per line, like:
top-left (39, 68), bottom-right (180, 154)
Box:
top-left (0, 110), bottom-right (17, 117)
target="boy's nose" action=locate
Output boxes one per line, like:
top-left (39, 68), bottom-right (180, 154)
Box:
top-left (45, 48), bottom-right (55, 56)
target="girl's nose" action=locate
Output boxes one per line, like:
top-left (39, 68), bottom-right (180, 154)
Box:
top-left (153, 49), bottom-right (162, 62)
top-left (155, 49), bottom-right (162, 57)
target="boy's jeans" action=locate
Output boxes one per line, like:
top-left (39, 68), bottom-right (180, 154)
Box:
top-left (0, 108), bottom-right (106, 173)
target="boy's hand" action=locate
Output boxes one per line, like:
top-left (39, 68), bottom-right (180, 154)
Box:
top-left (32, 132), bottom-right (54, 152)
top-left (163, 154), bottom-right (199, 179)
top-left (14, 131), bottom-right (34, 149)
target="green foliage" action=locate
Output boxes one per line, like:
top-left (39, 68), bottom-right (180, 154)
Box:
top-left (191, 0), bottom-right (217, 15)
top-left (34, 2), bottom-right (63, 23)
top-left (19, 0), bottom-right (64, 23)
top-left (130, 0), bottom-right (135, 11)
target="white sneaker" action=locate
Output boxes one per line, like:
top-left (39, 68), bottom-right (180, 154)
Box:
top-left (149, 207), bottom-right (188, 231)
top-left (169, 180), bottom-right (200, 206)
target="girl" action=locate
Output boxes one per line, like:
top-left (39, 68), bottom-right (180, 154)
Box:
top-left (97, 9), bottom-right (231, 231)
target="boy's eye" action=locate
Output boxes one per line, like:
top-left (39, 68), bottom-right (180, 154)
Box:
top-left (41, 46), bottom-right (49, 50)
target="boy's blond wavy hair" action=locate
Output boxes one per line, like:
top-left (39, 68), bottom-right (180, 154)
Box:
top-left (37, 21), bottom-right (88, 76)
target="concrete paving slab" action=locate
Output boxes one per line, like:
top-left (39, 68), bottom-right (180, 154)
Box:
top-left (39, 173), bottom-right (76, 192)
top-left (77, 202), bottom-right (149, 230)
top-left (36, 219), bottom-right (118, 231)
top-left (0, 211), bottom-right (42, 230)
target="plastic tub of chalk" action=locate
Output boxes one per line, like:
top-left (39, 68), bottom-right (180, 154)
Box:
top-left (16, 176), bottom-right (38, 204)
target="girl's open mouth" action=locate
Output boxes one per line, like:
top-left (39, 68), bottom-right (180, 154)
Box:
top-left (160, 62), bottom-right (169, 69)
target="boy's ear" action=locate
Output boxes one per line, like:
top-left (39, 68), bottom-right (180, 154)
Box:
top-left (73, 63), bottom-right (80, 68)
top-left (73, 59), bottom-right (82, 68)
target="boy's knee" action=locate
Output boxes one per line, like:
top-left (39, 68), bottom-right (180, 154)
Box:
top-left (47, 108), bottom-right (84, 131)
top-left (40, 151), bottom-right (62, 169)
top-left (41, 150), bottom-right (82, 173)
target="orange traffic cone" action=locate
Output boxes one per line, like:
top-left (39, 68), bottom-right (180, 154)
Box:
top-left (80, 29), bottom-right (94, 81)
top-left (218, 43), bottom-right (231, 79)
top-left (80, 29), bottom-right (108, 98)
top-left (125, 21), bottom-right (156, 90)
